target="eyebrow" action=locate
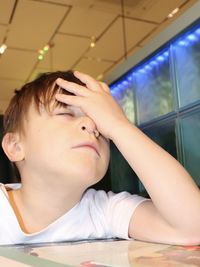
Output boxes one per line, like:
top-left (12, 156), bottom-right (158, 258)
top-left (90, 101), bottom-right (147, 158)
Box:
top-left (53, 104), bottom-right (73, 113)
top-left (51, 101), bottom-right (68, 110)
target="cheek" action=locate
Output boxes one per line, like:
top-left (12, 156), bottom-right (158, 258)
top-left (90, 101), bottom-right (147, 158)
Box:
top-left (101, 141), bottom-right (110, 165)
top-left (23, 127), bottom-right (56, 158)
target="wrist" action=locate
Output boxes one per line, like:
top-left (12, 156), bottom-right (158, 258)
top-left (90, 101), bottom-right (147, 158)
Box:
top-left (109, 117), bottom-right (134, 141)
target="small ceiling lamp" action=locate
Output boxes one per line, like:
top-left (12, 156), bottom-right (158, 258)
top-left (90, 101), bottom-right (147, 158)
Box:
top-left (90, 36), bottom-right (96, 48)
top-left (38, 44), bottom-right (50, 60)
top-left (0, 44), bottom-right (7, 55)
top-left (167, 8), bottom-right (179, 18)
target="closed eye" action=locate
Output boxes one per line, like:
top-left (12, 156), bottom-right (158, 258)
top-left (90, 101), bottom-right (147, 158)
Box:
top-left (56, 113), bottom-right (73, 116)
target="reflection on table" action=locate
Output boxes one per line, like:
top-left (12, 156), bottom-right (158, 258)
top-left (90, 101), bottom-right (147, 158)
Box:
top-left (1, 239), bottom-right (200, 267)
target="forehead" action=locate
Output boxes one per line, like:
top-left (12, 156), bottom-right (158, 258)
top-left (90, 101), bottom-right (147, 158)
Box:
top-left (28, 99), bottom-right (85, 119)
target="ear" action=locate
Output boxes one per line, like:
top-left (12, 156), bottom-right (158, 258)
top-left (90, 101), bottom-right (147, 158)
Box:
top-left (1, 132), bottom-right (25, 162)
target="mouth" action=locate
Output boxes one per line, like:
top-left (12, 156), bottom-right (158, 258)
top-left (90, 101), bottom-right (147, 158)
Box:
top-left (72, 143), bottom-right (100, 156)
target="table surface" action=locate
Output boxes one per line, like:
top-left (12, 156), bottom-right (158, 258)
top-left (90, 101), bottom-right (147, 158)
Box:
top-left (0, 239), bottom-right (200, 267)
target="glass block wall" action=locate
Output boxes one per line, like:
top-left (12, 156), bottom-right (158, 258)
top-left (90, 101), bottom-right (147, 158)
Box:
top-left (110, 19), bottom-right (200, 194)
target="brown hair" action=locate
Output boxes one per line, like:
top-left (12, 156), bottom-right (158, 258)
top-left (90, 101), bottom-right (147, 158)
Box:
top-left (3, 70), bottom-right (85, 136)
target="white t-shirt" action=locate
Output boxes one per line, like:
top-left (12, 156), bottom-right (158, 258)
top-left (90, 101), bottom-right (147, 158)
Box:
top-left (0, 183), bottom-right (148, 245)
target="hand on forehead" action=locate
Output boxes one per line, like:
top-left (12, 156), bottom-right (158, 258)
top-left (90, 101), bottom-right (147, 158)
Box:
top-left (54, 70), bottom-right (126, 140)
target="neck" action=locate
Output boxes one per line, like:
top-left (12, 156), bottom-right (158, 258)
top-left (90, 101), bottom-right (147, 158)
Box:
top-left (9, 174), bottom-right (86, 234)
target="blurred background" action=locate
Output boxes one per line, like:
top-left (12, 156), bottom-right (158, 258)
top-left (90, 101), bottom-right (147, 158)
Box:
top-left (0, 0), bottom-right (197, 112)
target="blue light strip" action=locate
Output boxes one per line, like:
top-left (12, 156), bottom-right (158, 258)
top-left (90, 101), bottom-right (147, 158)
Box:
top-left (110, 49), bottom-right (169, 97)
top-left (110, 24), bottom-right (200, 97)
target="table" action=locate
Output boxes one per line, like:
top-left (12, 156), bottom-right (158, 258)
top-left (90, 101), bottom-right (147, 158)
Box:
top-left (0, 239), bottom-right (200, 266)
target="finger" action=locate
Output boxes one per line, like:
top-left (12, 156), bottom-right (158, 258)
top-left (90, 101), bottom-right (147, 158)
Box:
top-left (74, 71), bottom-right (101, 92)
top-left (56, 78), bottom-right (89, 97)
top-left (55, 94), bottom-right (83, 107)
top-left (99, 81), bottom-right (110, 93)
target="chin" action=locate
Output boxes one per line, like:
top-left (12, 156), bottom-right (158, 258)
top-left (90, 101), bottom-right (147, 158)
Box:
top-left (62, 156), bottom-right (109, 186)
top-left (75, 168), bottom-right (105, 187)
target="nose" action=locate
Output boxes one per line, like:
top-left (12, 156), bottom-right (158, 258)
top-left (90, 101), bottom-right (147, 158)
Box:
top-left (79, 116), bottom-right (99, 138)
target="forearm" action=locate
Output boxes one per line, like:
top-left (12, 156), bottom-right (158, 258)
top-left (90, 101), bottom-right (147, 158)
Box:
top-left (111, 119), bottom-right (200, 231)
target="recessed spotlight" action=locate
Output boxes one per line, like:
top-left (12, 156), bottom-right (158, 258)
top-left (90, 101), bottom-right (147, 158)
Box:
top-left (167, 7), bottom-right (179, 18)
top-left (90, 41), bottom-right (95, 48)
top-left (90, 36), bottom-right (96, 48)
top-left (37, 44), bottom-right (50, 61)
top-left (0, 44), bottom-right (7, 54)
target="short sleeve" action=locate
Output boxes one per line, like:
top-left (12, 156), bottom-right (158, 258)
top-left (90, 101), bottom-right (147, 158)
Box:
top-left (106, 191), bottom-right (148, 239)
top-left (83, 189), bottom-right (149, 240)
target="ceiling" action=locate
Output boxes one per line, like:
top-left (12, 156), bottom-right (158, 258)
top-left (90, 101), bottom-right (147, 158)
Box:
top-left (0, 0), bottom-right (198, 114)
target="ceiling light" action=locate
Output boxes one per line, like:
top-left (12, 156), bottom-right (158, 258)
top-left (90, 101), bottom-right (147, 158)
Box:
top-left (167, 7), bottom-right (179, 18)
top-left (90, 41), bottom-right (95, 48)
top-left (38, 54), bottom-right (43, 60)
top-left (43, 45), bottom-right (50, 52)
top-left (38, 44), bottom-right (50, 61)
top-left (0, 44), bottom-right (7, 54)
top-left (90, 36), bottom-right (96, 48)
top-left (39, 49), bottom-right (44, 55)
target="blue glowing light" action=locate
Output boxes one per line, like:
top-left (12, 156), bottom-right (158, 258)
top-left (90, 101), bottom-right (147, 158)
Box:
top-left (163, 51), bottom-right (169, 57)
top-left (110, 22), bottom-right (200, 97)
top-left (177, 40), bottom-right (187, 46)
top-left (187, 34), bottom-right (197, 41)
top-left (138, 69), bottom-right (146, 74)
top-left (123, 81), bottom-right (128, 86)
top-left (145, 65), bottom-right (152, 70)
top-left (195, 28), bottom-right (200, 35)
top-left (127, 75), bottom-right (133, 81)
top-left (150, 60), bottom-right (157, 66)
top-left (157, 56), bottom-right (165, 62)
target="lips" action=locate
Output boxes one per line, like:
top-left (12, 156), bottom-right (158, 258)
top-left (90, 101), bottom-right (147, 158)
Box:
top-left (72, 142), bottom-right (100, 156)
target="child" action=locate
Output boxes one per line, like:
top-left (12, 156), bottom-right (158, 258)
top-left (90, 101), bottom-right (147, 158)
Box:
top-left (1, 70), bottom-right (200, 245)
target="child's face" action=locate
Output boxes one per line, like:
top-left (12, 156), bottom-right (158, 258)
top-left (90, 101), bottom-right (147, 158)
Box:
top-left (20, 100), bottom-right (110, 188)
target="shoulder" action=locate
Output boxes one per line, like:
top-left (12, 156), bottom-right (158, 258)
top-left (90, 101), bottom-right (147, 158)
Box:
top-left (0, 183), bottom-right (8, 197)
top-left (81, 189), bottom-right (148, 210)
top-left (0, 183), bottom-right (21, 190)
top-left (5, 183), bottom-right (21, 190)
top-left (0, 183), bottom-right (21, 198)
top-left (81, 189), bottom-right (149, 239)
